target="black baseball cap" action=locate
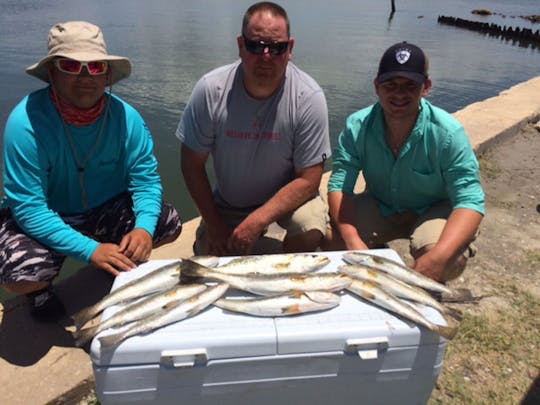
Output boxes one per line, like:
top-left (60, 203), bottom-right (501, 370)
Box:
top-left (376, 41), bottom-right (428, 84)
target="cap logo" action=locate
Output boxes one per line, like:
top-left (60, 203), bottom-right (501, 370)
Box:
top-left (395, 49), bottom-right (411, 64)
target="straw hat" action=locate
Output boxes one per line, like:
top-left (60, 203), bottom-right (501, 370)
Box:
top-left (26, 21), bottom-right (131, 85)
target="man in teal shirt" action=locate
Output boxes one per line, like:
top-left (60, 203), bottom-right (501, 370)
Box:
top-left (327, 41), bottom-right (484, 283)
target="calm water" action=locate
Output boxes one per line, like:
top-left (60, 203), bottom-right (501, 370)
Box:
top-left (1, 0), bottom-right (539, 223)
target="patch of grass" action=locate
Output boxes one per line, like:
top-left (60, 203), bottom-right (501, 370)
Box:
top-left (493, 200), bottom-right (515, 209)
top-left (478, 154), bottom-right (501, 179)
top-left (429, 282), bottom-right (540, 404)
top-left (524, 249), bottom-right (540, 266)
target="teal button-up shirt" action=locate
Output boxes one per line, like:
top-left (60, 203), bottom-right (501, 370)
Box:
top-left (328, 99), bottom-right (485, 217)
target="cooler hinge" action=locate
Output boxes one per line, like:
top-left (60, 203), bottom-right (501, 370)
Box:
top-left (160, 348), bottom-right (208, 368)
top-left (345, 337), bottom-right (389, 360)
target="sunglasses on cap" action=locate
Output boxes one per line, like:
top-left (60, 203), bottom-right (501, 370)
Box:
top-left (53, 58), bottom-right (108, 75)
top-left (242, 35), bottom-right (290, 56)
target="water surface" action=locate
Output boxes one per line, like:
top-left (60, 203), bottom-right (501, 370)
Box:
top-left (1, 0), bottom-right (539, 222)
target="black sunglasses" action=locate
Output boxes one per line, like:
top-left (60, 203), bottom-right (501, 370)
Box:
top-left (242, 35), bottom-right (290, 56)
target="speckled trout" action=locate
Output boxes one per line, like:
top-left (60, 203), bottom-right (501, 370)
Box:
top-left (215, 291), bottom-right (341, 317)
top-left (181, 259), bottom-right (352, 296)
top-left (342, 251), bottom-right (453, 294)
top-left (347, 278), bottom-right (458, 340)
top-left (72, 256), bottom-right (219, 330)
top-left (98, 283), bottom-right (229, 348)
top-left (217, 253), bottom-right (330, 274)
top-left (338, 264), bottom-right (461, 318)
top-left (73, 283), bottom-right (208, 346)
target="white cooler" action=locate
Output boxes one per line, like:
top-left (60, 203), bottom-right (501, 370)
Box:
top-left (91, 249), bottom-right (447, 404)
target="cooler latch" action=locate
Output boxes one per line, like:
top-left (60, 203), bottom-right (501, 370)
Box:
top-left (345, 337), bottom-right (389, 360)
top-left (160, 349), bottom-right (208, 368)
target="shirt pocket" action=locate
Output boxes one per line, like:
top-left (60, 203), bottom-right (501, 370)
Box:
top-left (409, 168), bottom-right (443, 197)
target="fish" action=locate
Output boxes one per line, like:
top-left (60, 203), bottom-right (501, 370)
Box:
top-left (217, 253), bottom-right (330, 275)
top-left (98, 283), bottom-right (229, 348)
top-left (73, 283), bottom-right (208, 347)
top-left (214, 290), bottom-right (341, 317)
top-left (338, 264), bottom-right (462, 319)
top-left (346, 278), bottom-right (458, 340)
top-left (72, 255), bottom-right (218, 330)
top-left (180, 259), bottom-right (352, 296)
top-left (342, 251), bottom-right (453, 294)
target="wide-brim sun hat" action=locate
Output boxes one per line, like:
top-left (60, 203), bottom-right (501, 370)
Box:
top-left (26, 21), bottom-right (131, 85)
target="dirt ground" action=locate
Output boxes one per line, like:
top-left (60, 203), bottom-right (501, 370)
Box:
top-left (389, 121), bottom-right (540, 404)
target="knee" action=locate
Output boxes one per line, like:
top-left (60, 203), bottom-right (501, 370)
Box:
top-left (444, 254), bottom-right (467, 282)
top-left (3, 280), bottom-right (50, 295)
top-left (283, 229), bottom-right (324, 253)
top-left (155, 225), bottom-right (182, 248)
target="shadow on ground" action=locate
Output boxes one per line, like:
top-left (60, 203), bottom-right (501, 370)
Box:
top-left (0, 266), bottom-right (113, 366)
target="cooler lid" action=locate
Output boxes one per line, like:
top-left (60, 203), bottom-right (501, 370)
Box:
top-left (91, 250), bottom-right (446, 366)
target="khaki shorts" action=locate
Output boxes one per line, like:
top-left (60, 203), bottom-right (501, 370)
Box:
top-left (348, 193), bottom-right (477, 257)
top-left (195, 195), bottom-right (329, 252)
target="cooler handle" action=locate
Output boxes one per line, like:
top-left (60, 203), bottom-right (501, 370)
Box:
top-left (345, 337), bottom-right (389, 360)
top-left (160, 348), bottom-right (208, 368)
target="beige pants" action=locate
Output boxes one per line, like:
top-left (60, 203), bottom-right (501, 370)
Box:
top-left (342, 193), bottom-right (477, 280)
top-left (195, 195), bottom-right (329, 255)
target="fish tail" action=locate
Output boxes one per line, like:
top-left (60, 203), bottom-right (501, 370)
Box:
top-left (436, 324), bottom-right (459, 340)
top-left (98, 331), bottom-right (126, 348)
top-left (179, 259), bottom-right (205, 284)
top-left (72, 306), bottom-right (100, 330)
top-left (73, 325), bottom-right (99, 347)
top-left (443, 305), bottom-right (464, 321)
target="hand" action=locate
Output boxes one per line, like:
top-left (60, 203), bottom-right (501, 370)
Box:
top-left (343, 236), bottom-right (369, 251)
top-left (206, 221), bottom-right (235, 256)
top-left (90, 243), bottom-right (137, 276)
top-left (334, 225), bottom-right (369, 251)
top-left (228, 216), bottom-right (265, 255)
top-left (119, 228), bottom-right (153, 263)
top-left (412, 250), bottom-right (447, 282)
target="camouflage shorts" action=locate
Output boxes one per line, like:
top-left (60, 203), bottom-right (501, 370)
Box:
top-left (0, 193), bottom-right (182, 284)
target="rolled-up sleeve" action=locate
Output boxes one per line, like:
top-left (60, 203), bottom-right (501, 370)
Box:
top-left (441, 126), bottom-right (485, 215)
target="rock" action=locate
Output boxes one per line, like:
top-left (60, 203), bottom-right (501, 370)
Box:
top-left (472, 9), bottom-right (493, 16)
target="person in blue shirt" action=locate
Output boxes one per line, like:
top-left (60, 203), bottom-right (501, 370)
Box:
top-left (0, 21), bottom-right (182, 321)
top-left (327, 41), bottom-right (485, 283)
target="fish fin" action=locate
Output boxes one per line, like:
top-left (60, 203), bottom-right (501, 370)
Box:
top-left (289, 290), bottom-right (304, 299)
top-left (282, 304), bottom-right (302, 315)
top-left (72, 306), bottom-right (100, 330)
top-left (302, 291), bottom-right (326, 303)
top-left (162, 299), bottom-right (182, 310)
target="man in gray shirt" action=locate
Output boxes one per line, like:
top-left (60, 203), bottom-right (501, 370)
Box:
top-left (177, 2), bottom-right (330, 256)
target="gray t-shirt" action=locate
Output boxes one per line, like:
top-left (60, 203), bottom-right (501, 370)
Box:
top-left (177, 60), bottom-right (330, 209)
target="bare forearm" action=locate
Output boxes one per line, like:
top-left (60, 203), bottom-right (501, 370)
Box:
top-left (248, 164), bottom-right (322, 228)
top-left (181, 146), bottom-right (221, 225)
top-left (328, 191), bottom-right (367, 250)
top-left (430, 208), bottom-right (483, 261)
